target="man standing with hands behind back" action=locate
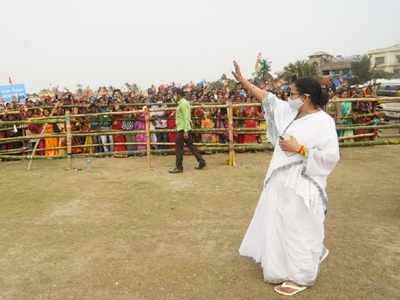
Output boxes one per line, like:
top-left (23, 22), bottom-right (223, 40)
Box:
top-left (169, 88), bottom-right (206, 174)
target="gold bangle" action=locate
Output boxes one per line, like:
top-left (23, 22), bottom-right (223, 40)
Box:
top-left (297, 145), bottom-right (308, 157)
top-left (303, 146), bottom-right (308, 157)
top-left (297, 145), bottom-right (304, 154)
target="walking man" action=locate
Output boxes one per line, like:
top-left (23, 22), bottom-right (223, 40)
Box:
top-left (169, 88), bottom-right (206, 173)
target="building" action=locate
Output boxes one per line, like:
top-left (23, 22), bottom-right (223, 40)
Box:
top-left (367, 43), bottom-right (400, 75)
top-left (308, 51), bottom-right (359, 78)
top-left (308, 51), bottom-right (334, 69)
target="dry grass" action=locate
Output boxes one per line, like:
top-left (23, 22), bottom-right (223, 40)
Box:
top-left (0, 146), bottom-right (399, 300)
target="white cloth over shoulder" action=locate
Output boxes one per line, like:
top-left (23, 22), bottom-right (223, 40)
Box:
top-left (239, 92), bottom-right (340, 286)
top-left (261, 92), bottom-right (296, 147)
top-left (260, 92), bottom-right (340, 210)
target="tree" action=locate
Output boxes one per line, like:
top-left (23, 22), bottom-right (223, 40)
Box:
top-left (282, 60), bottom-right (319, 81)
top-left (351, 55), bottom-right (371, 84)
top-left (76, 84), bottom-right (83, 96)
top-left (254, 53), bottom-right (272, 82)
top-left (220, 74), bottom-right (228, 81)
top-left (371, 70), bottom-right (394, 80)
top-left (208, 80), bottom-right (224, 91)
top-left (124, 83), bottom-right (140, 93)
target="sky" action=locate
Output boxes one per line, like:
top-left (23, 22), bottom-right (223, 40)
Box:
top-left (1, 0), bottom-right (399, 92)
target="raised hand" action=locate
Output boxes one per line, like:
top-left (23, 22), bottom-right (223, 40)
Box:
top-left (272, 79), bottom-right (283, 90)
top-left (232, 61), bottom-right (244, 83)
top-left (231, 60), bottom-right (266, 101)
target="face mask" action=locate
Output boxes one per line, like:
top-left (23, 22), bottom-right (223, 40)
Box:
top-left (288, 97), bottom-right (304, 110)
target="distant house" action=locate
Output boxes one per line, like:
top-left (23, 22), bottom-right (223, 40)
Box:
top-left (367, 43), bottom-right (400, 75)
top-left (308, 51), bottom-right (359, 78)
top-left (308, 51), bottom-right (335, 69)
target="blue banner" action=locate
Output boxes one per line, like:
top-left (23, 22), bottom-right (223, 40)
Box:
top-left (0, 84), bottom-right (26, 103)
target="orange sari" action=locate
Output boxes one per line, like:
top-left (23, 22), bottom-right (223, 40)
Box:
top-left (44, 124), bottom-right (59, 157)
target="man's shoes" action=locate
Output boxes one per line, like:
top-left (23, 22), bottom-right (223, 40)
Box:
top-left (195, 161), bottom-right (206, 170)
top-left (169, 168), bottom-right (183, 174)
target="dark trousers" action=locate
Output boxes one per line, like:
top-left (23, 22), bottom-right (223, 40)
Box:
top-left (175, 130), bottom-right (205, 170)
top-left (156, 131), bottom-right (168, 149)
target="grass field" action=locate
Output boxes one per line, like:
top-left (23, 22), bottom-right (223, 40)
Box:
top-left (1, 146), bottom-right (399, 300)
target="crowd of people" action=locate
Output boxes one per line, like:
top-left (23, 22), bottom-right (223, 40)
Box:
top-left (324, 80), bottom-right (383, 141)
top-left (0, 77), bottom-right (384, 157)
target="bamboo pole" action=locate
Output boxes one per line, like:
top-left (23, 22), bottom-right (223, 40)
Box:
top-left (0, 133), bottom-right (67, 144)
top-left (339, 138), bottom-right (400, 147)
top-left (227, 98), bottom-right (236, 166)
top-left (0, 142), bottom-right (230, 155)
top-left (330, 97), bottom-right (400, 103)
top-left (336, 124), bottom-right (400, 130)
top-left (338, 133), bottom-right (376, 141)
top-left (379, 134), bottom-right (400, 139)
top-left (0, 147), bottom-right (30, 155)
top-left (6, 129), bottom-right (400, 156)
top-left (144, 106), bottom-right (151, 169)
top-left (0, 125), bottom-right (28, 132)
top-left (65, 111), bottom-right (72, 170)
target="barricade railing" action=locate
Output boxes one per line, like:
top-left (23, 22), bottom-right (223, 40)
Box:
top-left (1, 97), bottom-right (399, 169)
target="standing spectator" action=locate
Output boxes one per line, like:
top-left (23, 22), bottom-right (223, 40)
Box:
top-left (112, 107), bottom-right (127, 154)
top-left (167, 111), bottom-right (177, 148)
top-left (134, 113), bottom-right (146, 153)
top-left (169, 88), bottom-right (206, 173)
top-left (121, 106), bottom-right (136, 154)
top-left (215, 107), bottom-right (227, 144)
top-left (242, 106), bottom-right (258, 144)
top-left (154, 101), bottom-right (168, 150)
top-left (200, 111), bottom-right (217, 143)
top-left (43, 109), bottom-right (59, 157)
top-left (98, 98), bottom-right (113, 152)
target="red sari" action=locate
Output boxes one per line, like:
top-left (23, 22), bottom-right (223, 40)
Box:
top-left (112, 117), bottom-right (127, 152)
top-left (167, 112), bottom-right (176, 148)
top-left (242, 107), bottom-right (258, 144)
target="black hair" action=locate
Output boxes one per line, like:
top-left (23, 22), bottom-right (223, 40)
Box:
top-left (174, 88), bottom-right (185, 98)
top-left (295, 77), bottom-right (329, 107)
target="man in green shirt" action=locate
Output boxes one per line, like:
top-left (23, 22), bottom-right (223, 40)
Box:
top-left (169, 88), bottom-right (206, 174)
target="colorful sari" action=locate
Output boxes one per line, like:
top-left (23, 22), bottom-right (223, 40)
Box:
top-left (112, 117), bottom-right (127, 153)
top-left (44, 124), bottom-right (59, 157)
top-left (243, 107), bottom-right (258, 144)
top-left (167, 112), bottom-right (176, 148)
top-left (134, 115), bottom-right (146, 152)
top-left (201, 117), bottom-right (217, 143)
top-left (337, 101), bottom-right (353, 142)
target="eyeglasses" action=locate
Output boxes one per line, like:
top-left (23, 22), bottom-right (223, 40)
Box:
top-left (290, 91), bottom-right (310, 98)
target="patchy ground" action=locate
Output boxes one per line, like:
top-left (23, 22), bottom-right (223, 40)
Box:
top-left (0, 146), bottom-right (399, 300)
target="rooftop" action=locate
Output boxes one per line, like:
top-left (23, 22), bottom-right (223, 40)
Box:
top-left (309, 51), bottom-right (333, 57)
top-left (368, 43), bottom-right (400, 55)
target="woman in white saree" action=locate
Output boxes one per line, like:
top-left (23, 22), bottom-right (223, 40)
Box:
top-left (232, 61), bottom-right (340, 296)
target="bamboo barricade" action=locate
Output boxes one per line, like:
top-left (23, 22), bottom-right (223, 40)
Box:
top-left (1, 96), bottom-right (399, 122)
top-left (1, 96), bottom-right (400, 115)
top-left (1, 97), bottom-right (400, 166)
top-left (329, 97), bottom-right (400, 103)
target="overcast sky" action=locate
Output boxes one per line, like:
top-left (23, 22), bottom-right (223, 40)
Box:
top-left (1, 0), bottom-right (399, 92)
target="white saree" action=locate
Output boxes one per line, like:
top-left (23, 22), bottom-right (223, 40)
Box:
top-left (239, 92), bottom-right (340, 286)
